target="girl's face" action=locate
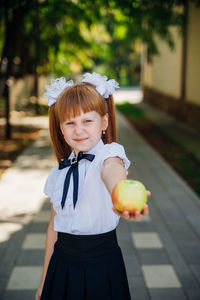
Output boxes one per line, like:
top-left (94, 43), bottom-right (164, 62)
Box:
top-left (60, 110), bottom-right (108, 155)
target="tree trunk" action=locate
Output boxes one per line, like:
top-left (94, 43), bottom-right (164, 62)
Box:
top-left (4, 80), bottom-right (11, 139)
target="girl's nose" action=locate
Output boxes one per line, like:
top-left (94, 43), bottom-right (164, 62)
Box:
top-left (74, 124), bottom-right (84, 135)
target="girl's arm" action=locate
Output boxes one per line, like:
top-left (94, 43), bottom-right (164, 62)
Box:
top-left (101, 157), bottom-right (149, 221)
top-left (35, 205), bottom-right (57, 300)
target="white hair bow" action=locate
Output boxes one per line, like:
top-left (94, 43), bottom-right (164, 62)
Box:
top-left (44, 72), bottom-right (119, 106)
top-left (44, 77), bottom-right (74, 106)
top-left (82, 72), bottom-right (119, 99)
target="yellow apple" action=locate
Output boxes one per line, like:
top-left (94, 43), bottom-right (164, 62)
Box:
top-left (112, 180), bottom-right (147, 213)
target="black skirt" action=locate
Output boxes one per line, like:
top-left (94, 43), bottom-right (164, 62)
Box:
top-left (41, 229), bottom-right (131, 300)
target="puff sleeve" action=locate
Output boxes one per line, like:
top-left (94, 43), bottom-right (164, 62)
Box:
top-left (103, 142), bottom-right (131, 173)
top-left (43, 165), bottom-right (59, 198)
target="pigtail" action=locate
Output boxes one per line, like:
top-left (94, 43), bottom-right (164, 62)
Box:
top-left (102, 95), bottom-right (117, 144)
top-left (49, 105), bottom-right (71, 163)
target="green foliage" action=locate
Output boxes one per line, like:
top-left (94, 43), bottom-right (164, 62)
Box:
top-left (116, 102), bottom-right (146, 121)
top-left (0, 0), bottom-right (192, 85)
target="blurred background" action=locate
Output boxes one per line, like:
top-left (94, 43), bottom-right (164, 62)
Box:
top-left (1, 1), bottom-right (200, 299)
top-left (0, 0), bottom-right (200, 195)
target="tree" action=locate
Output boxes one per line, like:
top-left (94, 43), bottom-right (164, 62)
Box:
top-left (1, 0), bottom-right (196, 138)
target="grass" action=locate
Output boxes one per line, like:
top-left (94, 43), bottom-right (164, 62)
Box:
top-left (116, 101), bottom-right (200, 197)
top-left (116, 102), bottom-right (145, 121)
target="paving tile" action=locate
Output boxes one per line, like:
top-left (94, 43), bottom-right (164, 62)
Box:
top-left (190, 265), bottom-right (200, 285)
top-left (119, 240), bottom-right (135, 256)
top-left (128, 221), bottom-right (155, 233)
top-left (187, 213), bottom-right (200, 238)
top-left (3, 290), bottom-right (37, 300)
top-left (22, 233), bottom-right (45, 249)
top-left (128, 276), bottom-right (150, 300)
top-left (130, 289), bottom-right (150, 300)
top-left (128, 215), bottom-right (151, 222)
top-left (123, 254), bottom-right (143, 277)
top-left (166, 220), bottom-right (192, 234)
top-left (16, 249), bottom-right (44, 266)
top-left (29, 222), bottom-right (49, 233)
top-left (137, 249), bottom-right (170, 265)
top-left (0, 222), bottom-right (23, 244)
top-left (181, 247), bottom-right (200, 264)
top-left (185, 288), bottom-right (200, 300)
top-left (148, 288), bottom-right (187, 300)
top-left (132, 232), bottom-right (163, 249)
top-left (33, 210), bottom-right (51, 222)
top-left (118, 222), bottom-right (132, 234)
top-left (6, 266), bottom-right (42, 290)
top-left (172, 232), bottom-right (200, 248)
top-left (142, 265), bottom-right (181, 288)
top-left (129, 275), bottom-right (147, 290)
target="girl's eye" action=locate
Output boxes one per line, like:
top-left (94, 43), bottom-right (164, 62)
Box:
top-left (85, 119), bottom-right (92, 123)
top-left (66, 122), bottom-right (74, 125)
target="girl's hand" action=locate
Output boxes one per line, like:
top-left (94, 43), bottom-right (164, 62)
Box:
top-left (112, 190), bottom-right (151, 221)
top-left (35, 284), bottom-right (43, 300)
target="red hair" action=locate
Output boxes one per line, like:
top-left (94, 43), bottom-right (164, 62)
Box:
top-left (49, 82), bottom-right (117, 162)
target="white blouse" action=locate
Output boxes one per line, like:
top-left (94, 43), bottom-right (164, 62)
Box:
top-left (44, 139), bottom-right (130, 235)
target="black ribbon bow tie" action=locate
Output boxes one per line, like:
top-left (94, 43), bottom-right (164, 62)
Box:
top-left (59, 151), bottom-right (95, 209)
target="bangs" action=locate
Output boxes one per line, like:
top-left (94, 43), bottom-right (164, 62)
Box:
top-left (55, 82), bottom-right (107, 123)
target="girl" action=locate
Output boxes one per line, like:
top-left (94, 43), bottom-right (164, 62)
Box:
top-left (36, 72), bottom-right (150, 300)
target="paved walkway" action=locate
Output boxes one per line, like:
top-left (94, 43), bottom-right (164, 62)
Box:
top-left (0, 109), bottom-right (200, 300)
top-left (137, 102), bottom-right (200, 163)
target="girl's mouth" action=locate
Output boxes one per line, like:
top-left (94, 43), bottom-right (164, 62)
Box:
top-left (74, 138), bottom-right (88, 143)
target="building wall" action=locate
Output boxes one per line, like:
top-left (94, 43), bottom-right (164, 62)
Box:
top-left (186, 1), bottom-right (200, 105)
top-left (143, 28), bottom-right (182, 99)
top-left (143, 1), bottom-right (200, 105)
top-left (142, 1), bottom-right (200, 130)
